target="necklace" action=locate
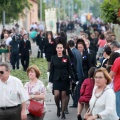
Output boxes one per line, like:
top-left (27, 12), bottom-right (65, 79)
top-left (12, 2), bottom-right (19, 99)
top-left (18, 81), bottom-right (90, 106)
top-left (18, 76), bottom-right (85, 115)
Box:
top-left (94, 87), bottom-right (106, 98)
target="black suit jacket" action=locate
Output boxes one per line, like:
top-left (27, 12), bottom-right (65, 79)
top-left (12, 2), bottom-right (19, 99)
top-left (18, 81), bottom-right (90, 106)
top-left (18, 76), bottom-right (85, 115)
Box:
top-left (88, 49), bottom-right (96, 67)
top-left (49, 55), bottom-right (75, 83)
top-left (19, 40), bottom-right (31, 56)
top-left (36, 34), bottom-right (45, 50)
top-left (44, 38), bottom-right (56, 61)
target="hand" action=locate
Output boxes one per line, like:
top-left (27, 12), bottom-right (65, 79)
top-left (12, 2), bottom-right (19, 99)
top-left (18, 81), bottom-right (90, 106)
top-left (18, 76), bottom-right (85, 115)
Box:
top-left (21, 110), bottom-right (27, 120)
top-left (84, 112), bottom-right (92, 120)
top-left (86, 115), bottom-right (97, 120)
top-left (29, 95), bottom-right (34, 100)
top-left (76, 81), bottom-right (79, 85)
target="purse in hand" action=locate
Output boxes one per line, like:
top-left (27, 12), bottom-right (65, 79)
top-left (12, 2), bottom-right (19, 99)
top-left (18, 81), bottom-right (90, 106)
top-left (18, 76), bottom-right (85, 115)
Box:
top-left (28, 100), bottom-right (44, 117)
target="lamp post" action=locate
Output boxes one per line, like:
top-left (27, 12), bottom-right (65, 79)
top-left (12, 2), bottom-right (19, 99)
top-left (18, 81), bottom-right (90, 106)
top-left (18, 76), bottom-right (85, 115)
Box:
top-left (58, 0), bottom-right (60, 21)
top-left (40, 0), bottom-right (42, 22)
top-left (2, 11), bottom-right (5, 29)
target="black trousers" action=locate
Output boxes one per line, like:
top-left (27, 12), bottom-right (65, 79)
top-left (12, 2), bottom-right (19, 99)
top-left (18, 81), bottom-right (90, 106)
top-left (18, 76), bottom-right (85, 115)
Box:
top-left (72, 81), bottom-right (82, 106)
top-left (21, 55), bottom-right (29, 71)
top-left (10, 52), bottom-right (19, 70)
top-left (37, 49), bottom-right (43, 58)
top-left (0, 105), bottom-right (21, 120)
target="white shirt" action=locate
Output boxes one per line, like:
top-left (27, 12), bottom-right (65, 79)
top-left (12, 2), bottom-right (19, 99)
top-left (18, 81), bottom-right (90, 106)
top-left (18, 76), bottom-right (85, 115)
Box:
top-left (38, 24), bottom-right (44, 31)
top-left (6, 37), bottom-right (12, 46)
top-left (0, 75), bottom-right (29, 107)
top-left (89, 86), bottom-right (118, 120)
top-left (115, 49), bottom-right (120, 53)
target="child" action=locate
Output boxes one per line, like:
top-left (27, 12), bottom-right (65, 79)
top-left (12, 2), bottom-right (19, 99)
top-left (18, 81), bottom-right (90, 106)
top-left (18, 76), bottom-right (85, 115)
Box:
top-left (77, 67), bottom-right (96, 120)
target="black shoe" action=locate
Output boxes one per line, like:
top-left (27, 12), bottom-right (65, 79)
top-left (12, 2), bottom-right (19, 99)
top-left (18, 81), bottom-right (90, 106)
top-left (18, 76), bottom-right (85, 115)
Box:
top-left (57, 108), bottom-right (60, 118)
top-left (77, 114), bottom-right (82, 120)
top-left (61, 112), bottom-right (66, 119)
top-left (69, 105), bottom-right (77, 108)
top-left (64, 109), bottom-right (69, 114)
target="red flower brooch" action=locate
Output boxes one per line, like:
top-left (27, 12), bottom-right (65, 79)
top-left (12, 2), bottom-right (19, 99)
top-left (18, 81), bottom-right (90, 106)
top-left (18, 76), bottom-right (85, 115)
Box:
top-left (50, 41), bottom-right (54, 44)
top-left (62, 58), bottom-right (67, 62)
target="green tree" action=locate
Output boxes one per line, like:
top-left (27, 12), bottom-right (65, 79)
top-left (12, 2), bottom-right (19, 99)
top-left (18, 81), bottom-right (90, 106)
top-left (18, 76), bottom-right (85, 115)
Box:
top-left (0, 0), bottom-right (31, 23)
top-left (100, 0), bottom-right (120, 23)
top-left (74, 0), bottom-right (81, 13)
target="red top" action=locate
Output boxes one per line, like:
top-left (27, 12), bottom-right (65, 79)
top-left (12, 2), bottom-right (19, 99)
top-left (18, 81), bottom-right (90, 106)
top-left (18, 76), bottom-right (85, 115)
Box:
top-left (98, 39), bottom-right (106, 47)
top-left (111, 57), bottom-right (120, 92)
top-left (79, 78), bottom-right (94, 103)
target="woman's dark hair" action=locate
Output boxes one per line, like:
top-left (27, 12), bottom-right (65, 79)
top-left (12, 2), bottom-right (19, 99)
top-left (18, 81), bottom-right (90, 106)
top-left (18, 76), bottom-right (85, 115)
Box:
top-left (106, 65), bottom-right (112, 73)
top-left (108, 52), bottom-right (120, 65)
top-left (76, 39), bottom-right (87, 50)
top-left (46, 31), bottom-right (53, 39)
top-left (103, 45), bottom-right (112, 55)
top-left (88, 67), bottom-right (96, 78)
top-left (68, 40), bottom-right (75, 47)
top-left (99, 33), bottom-right (105, 40)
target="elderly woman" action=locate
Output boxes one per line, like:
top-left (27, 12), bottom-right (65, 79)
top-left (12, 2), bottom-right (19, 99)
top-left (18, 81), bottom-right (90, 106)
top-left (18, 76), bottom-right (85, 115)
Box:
top-left (24, 65), bottom-right (46, 120)
top-left (84, 68), bottom-right (118, 120)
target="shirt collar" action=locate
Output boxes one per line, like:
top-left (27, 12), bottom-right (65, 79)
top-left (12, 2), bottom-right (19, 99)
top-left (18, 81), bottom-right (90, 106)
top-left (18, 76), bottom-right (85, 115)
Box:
top-left (0, 75), bottom-right (11, 84)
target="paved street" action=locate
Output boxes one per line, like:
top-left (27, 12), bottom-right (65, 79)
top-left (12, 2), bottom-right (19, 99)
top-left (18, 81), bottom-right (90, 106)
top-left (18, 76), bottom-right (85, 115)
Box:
top-left (44, 92), bottom-right (77, 120)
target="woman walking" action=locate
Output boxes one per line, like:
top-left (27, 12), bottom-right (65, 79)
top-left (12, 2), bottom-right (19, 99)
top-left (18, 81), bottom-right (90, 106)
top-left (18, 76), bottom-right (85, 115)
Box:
top-left (24, 65), bottom-right (46, 120)
top-left (49, 42), bottom-right (74, 119)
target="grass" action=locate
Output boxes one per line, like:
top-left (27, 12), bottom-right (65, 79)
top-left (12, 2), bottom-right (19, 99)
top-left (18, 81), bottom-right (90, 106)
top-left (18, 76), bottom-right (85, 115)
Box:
top-left (11, 58), bottom-right (48, 85)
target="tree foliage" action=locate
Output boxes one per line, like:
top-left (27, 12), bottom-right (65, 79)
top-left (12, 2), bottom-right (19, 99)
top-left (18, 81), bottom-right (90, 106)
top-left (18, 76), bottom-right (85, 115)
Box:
top-left (100, 0), bottom-right (120, 23)
top-left (0, 0), bottom-right (31, 23)
top-left (74, 0), bottom-right (81, 13)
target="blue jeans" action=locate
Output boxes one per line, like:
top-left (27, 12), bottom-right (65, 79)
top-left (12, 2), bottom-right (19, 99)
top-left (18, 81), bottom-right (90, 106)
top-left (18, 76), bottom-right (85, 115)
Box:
top-left (115, 90), bottom-right (120, 117)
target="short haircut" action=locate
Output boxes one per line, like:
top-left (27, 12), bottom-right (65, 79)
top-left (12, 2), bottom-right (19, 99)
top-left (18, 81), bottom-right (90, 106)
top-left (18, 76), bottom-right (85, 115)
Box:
top-left (111, 41), bottom-right (120, 48)
top-left (27, 65), bottom-right (41, 78)
top-left (108, 52), bottom-right (120, 65)
top-left (94, 67), bottom-right (112, 85)
top-left (0, 63), bottom-right (10, 71)
top-left (68, 40), bottom-right (75, 47)
top-left (23, 33), bottom-right (28, 37)
top-left (103, 46), bottom-right (112, 55)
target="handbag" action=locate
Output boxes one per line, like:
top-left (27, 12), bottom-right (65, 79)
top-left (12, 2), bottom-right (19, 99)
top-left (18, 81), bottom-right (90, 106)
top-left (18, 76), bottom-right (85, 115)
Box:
top-left (28, 100), bottom-right (44, 117)
top-left (83, 87), bottom-right (109, 120)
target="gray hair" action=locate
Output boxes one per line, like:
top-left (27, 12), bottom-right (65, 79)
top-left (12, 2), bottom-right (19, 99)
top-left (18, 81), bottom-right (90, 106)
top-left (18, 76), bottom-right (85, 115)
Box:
top-left (111, 41), bottom-right (120, 48)
top-left (0, 63), bottom-right (10, 71)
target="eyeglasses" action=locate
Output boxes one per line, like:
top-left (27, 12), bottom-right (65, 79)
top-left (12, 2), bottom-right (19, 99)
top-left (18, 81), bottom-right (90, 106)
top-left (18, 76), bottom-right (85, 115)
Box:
top-left (94, 76), bottom-right (104, 79)
top-left (0, 71), bottom-right (4, 74)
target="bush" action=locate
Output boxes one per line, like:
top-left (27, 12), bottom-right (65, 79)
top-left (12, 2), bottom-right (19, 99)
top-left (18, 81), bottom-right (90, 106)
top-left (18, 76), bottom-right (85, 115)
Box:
top-left (11, 58), bottom-right (48, 85)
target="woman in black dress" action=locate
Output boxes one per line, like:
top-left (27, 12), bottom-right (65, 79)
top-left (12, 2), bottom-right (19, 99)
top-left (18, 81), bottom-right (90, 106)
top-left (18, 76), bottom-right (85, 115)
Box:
top-left (44, 31), bottom-right (56, 72)
top-left (49, 42), bottom-right (74, 119)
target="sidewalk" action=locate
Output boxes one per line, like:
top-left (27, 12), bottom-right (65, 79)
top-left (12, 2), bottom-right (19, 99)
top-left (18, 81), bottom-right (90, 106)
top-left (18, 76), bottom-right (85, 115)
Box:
top-left (44, 91), bottom-right (85, 120)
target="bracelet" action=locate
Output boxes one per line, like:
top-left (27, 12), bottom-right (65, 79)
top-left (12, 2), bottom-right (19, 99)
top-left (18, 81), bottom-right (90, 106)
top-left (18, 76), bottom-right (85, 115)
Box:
top-left (96, 114), bottom-right (100, 118)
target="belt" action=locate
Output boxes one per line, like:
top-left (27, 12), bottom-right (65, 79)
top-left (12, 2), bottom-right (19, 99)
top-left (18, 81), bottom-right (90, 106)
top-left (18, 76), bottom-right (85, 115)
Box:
top-left (0, 104), bottom-right (20, 110)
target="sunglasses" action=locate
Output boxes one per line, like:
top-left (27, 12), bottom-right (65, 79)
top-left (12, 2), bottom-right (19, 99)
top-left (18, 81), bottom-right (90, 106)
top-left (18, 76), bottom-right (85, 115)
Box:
top-left (0, 71), bottom-right (4, 74)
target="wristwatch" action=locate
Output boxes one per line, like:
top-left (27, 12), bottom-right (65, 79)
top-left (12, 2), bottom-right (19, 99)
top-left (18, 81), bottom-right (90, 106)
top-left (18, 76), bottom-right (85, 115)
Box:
top-left (31, 95), bottom-right (34, 99)
top-left (96, 114), bottom-right (100, 119)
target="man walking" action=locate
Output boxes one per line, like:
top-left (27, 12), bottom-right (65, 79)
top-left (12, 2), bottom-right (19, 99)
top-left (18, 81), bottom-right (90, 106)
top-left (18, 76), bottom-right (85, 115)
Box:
top-left (0, 63), bottom-right (29, 120)
top-left (68, 40), bottom-right (84, 107)
top-left (19, 34), bottom-right (31, 71)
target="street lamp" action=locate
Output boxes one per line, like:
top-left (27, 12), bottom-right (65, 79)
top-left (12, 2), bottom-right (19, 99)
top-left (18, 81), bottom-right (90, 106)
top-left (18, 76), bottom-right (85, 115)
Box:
top-left (40, 0), bottom-right (42, 22)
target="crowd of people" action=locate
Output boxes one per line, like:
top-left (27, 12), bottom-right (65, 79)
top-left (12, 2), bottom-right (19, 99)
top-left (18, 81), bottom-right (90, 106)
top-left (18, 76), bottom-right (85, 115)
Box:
top-left (0, 20), bottom-right (120, 120)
